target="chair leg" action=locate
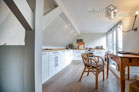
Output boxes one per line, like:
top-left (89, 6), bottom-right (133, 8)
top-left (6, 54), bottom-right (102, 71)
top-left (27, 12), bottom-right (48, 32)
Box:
top-left (87, 69), bottom-right (90, 76)
top-left (79, 66), bottom-right (86, 81)
top-left (96, 72), bottom-right (98, 89)
top-left (103, 70), bottom-right (104, 81)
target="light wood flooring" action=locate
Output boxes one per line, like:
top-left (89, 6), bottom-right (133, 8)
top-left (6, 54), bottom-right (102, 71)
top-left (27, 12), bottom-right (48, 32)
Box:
top-left (43, 62), bottom-right (134, 92)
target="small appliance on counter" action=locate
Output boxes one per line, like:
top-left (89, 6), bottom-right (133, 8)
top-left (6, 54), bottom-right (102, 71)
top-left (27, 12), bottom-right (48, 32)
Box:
top-left (66, 44), bottom-right (74, 49)
top-left (95, 45), bottom-right (103, 49)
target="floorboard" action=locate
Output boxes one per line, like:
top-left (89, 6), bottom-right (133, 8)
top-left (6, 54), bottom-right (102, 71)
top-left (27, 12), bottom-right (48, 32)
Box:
top-left (43, 62), bottom-right (135, 92)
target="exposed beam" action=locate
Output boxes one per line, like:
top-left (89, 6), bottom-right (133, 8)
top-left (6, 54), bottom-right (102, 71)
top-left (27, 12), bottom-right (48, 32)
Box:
top-left (43, 7), bottom-right (62, 31)
top-left (55, 0), bottom-right (80, 35)
top-left (4, 0), bottom-right (33, 31)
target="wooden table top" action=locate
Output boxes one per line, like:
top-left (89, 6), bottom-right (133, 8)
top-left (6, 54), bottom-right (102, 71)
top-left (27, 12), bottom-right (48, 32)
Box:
top-left (107, 52), bottom-right (139, 58)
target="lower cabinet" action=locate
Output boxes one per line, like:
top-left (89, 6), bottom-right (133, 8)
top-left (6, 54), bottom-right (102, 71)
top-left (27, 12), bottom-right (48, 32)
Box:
top-left (72, 50), bottom-right (105, 62)
top-left (42, 50), bottom-right (72, 84)
top-left (72, 50), bottom-right (85, 61)
top-left (42, 52), bottom-right (49, 83)
top-left (93, 50), bottom-right (105, 60)
top-left (48, 52), bottom-right (56, 78)
top-left (42, 50), bottom-right (105, 83)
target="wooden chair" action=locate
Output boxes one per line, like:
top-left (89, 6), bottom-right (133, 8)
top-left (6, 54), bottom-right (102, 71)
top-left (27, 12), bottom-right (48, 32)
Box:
top-left (79, 53), bottom-right (105, 89)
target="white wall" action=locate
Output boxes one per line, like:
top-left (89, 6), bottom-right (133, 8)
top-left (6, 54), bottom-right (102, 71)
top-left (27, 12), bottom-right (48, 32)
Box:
top-left (0, 31), bottom-right (35, 92)
top-left (122, 16), bottom-right (139, 52)
top-left (43, 15), bottom-right (77, 48)
top-left (123, 28), bottom-right (139, 76)
top-left (0, 1), bottom-right (35, 92)
top-left (72, 33), bottom-right (106, 49)
top-left (123, 31), bottom-right (139, 52)
top-left (0, 1), bottom-right (25, 45)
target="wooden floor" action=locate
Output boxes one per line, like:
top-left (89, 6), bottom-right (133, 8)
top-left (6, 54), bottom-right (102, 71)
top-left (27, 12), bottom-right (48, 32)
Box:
top-left (43, 62), bottom-right (133, 92)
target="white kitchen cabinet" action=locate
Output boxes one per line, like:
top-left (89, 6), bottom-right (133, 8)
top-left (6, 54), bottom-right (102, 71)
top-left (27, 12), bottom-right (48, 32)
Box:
top-left (93, 50), bottom-right (105, 60)
top-left (66, 50), bottom-right (72, 65)
top-left (42, 49), bottom-right (105, 84)
top-left (72, 50), bottom-right (105, 62)
top-left (72, 50), bottom-right (85, 61)
top-left (59, 51), bottom-right (66, 69)
top-left (48, 52), bottom-right (57, 77)
top-left (42, 50), bottom-right (72, 83)
top-left (57, 51), bottom-right (63, 71)
top-left (42, 52), bottom-right (49, 83)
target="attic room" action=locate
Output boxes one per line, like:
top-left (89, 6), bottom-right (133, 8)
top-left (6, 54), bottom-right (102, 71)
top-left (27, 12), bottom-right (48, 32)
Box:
top-left (0, 0), bottom-right (139, 92)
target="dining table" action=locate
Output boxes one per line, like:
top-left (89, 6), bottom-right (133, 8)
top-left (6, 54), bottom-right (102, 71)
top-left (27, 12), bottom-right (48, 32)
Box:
top-left (106, 52), bottom-right (139, 92)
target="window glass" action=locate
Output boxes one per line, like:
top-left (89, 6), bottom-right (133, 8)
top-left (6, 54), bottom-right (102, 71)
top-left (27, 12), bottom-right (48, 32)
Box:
top-left (106, 23), bottom-right (123, 52)
top-left (117, 24), bottom-right (123, 51)
top-left (107, 32), bottom-right (113, 52)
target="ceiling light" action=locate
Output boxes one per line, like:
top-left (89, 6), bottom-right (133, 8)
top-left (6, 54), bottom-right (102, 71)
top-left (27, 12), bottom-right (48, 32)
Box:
top-left (64, 25), bottom-right (68, 29)
top-left (70, 30), bottom-right (74, 33)
top-left (68, 24), bottom-right (71, 26)
top-left (136, 11), bottom-right (139, 15)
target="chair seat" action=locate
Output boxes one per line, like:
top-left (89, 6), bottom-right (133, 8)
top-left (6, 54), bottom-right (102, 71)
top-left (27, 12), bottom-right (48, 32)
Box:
top-left (85, 63), bottom-right (104, 73)
top-left (85, 62), bottom-right (103, 68)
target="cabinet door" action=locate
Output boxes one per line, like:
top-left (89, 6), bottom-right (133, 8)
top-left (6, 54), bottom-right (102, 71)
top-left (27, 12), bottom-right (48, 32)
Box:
top-left (42, 52), bottom-right (49, 83)
top-left (67, 50), bottom-right (72, 64)
top-left (57, 52), bottom-right (63, 71)
top-left (48, 52), bottom-right (56, 77)
top-left (94, 50), bottom-right (105, 60)
top-left (66, 51), bottom-right (72, 64)
top-left (55, 56), bottom-right (59, 72)
top-left (72, 50), bottom-right (85, 61)
top-left (72, 50), bottom-right (79, 60)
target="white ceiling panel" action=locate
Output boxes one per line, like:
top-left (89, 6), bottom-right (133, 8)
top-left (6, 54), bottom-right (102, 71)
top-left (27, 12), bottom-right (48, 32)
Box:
top-left (61, 0), bottom-right (139, 33)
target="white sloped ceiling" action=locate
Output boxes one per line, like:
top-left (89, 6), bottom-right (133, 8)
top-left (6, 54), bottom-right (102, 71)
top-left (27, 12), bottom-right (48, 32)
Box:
top-left (43, 15), bottom-right (77, 48)
top-left (0, 0), bottom-right (25, 45)
top-left (61, 0), bottom-right (139, 33)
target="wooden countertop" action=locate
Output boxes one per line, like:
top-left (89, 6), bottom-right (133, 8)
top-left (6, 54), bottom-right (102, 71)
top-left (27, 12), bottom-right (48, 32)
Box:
top-left (42, 49), bottom-right (68, 52)
top-left (42, 48), bottom-right (105, 52)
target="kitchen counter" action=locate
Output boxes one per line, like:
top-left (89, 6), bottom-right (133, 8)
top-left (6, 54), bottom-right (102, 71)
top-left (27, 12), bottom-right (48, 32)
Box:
top-left (42, 48), bottom-right (105, 52)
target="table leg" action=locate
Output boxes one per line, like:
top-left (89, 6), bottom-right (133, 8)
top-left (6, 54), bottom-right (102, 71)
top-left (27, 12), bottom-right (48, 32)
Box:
top-left (127, 66), bottom-right (130, 80)
top-left (120, 63), bottom-right (125, 92)
top-left (107, 54), bottom-right (109, 79)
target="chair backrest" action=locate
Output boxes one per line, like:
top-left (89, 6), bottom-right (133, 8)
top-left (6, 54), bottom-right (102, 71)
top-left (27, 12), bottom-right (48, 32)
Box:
top-left (81, 53), bottom-right (91, 66)
top-left (81, 53), bottom-right (104, 67)
top-left (87, 53), bottom-right (99, 63)
top-left (87, 53), bottom-right (105, 66)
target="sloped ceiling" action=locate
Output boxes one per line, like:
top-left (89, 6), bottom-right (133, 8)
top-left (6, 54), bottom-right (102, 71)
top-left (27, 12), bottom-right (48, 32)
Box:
top-left (61, 0), bottom-right (139, 33)
top-left (0, 0), bottom-right (25, 45)
top-left (43, 15), bottom-right (77, 47)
